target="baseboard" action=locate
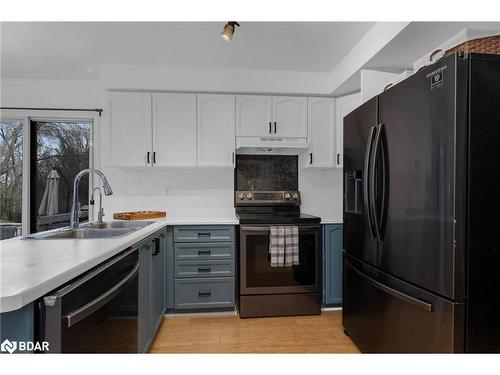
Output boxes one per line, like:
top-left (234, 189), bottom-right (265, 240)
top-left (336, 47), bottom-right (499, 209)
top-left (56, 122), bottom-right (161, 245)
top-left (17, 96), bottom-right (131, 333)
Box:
top-left (165, 309), bottom-right (238, 318)
top-left (165, 307), bottom-right (340, 318)
top-left (321, 307), bottom-right (342, 312)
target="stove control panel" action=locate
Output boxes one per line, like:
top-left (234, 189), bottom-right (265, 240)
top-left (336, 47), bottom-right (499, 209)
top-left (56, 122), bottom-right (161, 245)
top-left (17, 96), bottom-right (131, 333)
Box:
top-left (235, 191), bottom-right (301, 206)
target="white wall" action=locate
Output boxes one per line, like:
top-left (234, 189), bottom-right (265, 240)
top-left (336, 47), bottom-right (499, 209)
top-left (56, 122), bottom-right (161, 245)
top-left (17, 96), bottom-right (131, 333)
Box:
top-left (100, 65), bottom-right (330, 95)
top-left (360, 69), bottom-right (400, 103)
top-left (0, 78), bottom-right (102, 108)
top-left (299, 168), bottom-right (343, 223)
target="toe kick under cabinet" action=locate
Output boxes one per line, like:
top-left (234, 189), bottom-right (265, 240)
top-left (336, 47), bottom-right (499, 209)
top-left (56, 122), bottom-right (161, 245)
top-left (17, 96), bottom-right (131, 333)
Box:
top-left (166, 225), bottom-right (236, 311)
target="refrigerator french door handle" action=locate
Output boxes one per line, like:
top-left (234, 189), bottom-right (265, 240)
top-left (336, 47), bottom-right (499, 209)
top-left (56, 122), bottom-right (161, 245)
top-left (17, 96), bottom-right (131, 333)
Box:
top-left (347, 260), bottom-right (433, 312)
top-left (363, 126), bottom-right (376, 239)
top-left (369, 124), bottom-right (383, 242)
top-left (378, 124), bottom-right (388, 241)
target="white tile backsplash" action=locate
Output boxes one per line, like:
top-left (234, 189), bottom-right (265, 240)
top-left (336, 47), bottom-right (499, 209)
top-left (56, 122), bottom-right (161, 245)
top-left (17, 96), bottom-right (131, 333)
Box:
top-left (299, 168), bottom-right (343, 223)
top-left (100, 162), bottom-right (342, 223)
top-left (102, 168), bottom-right (235, 215)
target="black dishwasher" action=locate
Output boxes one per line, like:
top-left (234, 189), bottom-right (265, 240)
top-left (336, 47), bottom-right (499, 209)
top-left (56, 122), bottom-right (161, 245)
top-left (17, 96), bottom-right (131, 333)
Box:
top-left (38, 248), bottom-right (139, 353)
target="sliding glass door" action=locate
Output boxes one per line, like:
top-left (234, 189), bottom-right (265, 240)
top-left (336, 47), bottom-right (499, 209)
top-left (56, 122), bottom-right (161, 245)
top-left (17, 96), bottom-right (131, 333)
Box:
top-left (0, 119), bottom-right (24, 239)
top-left (30, 120), bottom-right (92, 233)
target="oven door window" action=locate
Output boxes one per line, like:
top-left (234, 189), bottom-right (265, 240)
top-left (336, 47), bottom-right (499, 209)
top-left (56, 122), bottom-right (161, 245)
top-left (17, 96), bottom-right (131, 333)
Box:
top-left (242, 227), bottom-right (318, 289)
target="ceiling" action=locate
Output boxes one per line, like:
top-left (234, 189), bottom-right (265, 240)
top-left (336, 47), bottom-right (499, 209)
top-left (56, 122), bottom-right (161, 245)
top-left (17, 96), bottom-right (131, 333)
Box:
top-left (332, 21), bottom-right (500, 96)
top-left (364, 21), bottom-right (500, 71)
top-left (0, 22), bottom-right (375, 80)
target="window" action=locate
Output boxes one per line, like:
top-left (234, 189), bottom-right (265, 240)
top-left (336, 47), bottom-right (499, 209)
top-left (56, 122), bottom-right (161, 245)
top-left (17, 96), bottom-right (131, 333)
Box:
top-left (0, 119), bottom-right (23, 239)
top-left (30, 120), bottom-right (92, 233)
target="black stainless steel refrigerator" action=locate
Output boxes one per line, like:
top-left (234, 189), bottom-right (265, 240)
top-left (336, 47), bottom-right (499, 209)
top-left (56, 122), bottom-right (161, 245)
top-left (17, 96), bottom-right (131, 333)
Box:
top-left (342, 52), bottom-right (500, 353)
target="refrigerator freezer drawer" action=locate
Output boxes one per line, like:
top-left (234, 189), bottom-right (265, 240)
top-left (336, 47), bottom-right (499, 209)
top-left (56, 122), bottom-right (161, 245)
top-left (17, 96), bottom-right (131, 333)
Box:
top-left (343, 255), bottom-right (464, 353)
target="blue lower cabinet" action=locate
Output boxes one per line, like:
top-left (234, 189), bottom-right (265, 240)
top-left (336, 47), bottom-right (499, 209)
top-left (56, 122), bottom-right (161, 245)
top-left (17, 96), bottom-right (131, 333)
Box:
top-left (175, 260), bottom-right (235, 278)
top-left (0, 303), bottom-right (34, 354)
top-left (165, 227), bottom-right (175, 309)
top-left (138, 238), bottom-right (153, 353)
top-left (174, 277), bottom-right (235, 310)
top-left (174, 226), bottom-right (235, 243)
top-left (323, 224), bottom-right (343, 306)
top-left (168, 225), bottom-right (236, 312)
top-left (138, 227), bottom-right (167, 353)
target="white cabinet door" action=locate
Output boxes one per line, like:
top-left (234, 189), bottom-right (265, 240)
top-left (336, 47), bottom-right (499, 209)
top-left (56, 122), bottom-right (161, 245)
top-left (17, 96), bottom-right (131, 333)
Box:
top-left (236, 95), bottom-right (272, 137)
top-left (153, 93), bottom-right (197, 167)
top-left (197, 94), bottom-right (236, 167)
top-left (272, 96), bottom-right (308, 138)
top-left (305, 97), bottom-right (335, 168)
top-left (109, 92), bottom-right (152, 167)
top-left (335, 93), bottom-right (361, 168)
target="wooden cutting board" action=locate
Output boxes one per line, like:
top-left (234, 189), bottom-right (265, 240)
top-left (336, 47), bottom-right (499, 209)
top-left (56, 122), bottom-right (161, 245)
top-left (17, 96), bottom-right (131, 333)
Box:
top-left (113, 211), bottom-right (167, 220)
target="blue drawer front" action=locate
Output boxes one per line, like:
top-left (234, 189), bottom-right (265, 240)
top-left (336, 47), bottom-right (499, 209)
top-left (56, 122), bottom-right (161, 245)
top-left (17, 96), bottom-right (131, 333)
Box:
top-left (174, 277), bottom-right (235, 309)
top-left (174, 242), bottom-right (235, 261)
top-left (173, 225), bottom-right (235, 243)
top-left (175, 260), bottom-right (235, 278)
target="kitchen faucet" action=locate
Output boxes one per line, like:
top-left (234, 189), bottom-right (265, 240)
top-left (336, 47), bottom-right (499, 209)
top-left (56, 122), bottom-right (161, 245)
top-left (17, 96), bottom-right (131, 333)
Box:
top-left (91, 187), bottom-right (105, 224)
top-left (70, 168), bottom-right (113, 229)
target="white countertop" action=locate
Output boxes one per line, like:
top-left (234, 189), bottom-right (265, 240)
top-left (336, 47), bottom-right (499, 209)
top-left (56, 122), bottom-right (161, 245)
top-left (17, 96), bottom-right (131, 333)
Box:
top-left (0, 212), bottom-right (239, 313)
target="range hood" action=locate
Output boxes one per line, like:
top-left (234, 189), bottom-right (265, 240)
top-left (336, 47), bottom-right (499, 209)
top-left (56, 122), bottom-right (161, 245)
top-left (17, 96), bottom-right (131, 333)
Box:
top-left (235, 136), bottom-right (308, 155)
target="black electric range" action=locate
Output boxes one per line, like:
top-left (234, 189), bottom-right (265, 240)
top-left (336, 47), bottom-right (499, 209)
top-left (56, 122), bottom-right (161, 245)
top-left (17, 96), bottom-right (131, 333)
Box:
top-left (235, 190), bottom-right (322, 318)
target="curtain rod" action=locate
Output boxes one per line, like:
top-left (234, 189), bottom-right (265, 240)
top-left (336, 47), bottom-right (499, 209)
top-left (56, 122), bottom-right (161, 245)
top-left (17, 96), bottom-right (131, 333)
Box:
top-left (0, 107), bottom-right (103, 117)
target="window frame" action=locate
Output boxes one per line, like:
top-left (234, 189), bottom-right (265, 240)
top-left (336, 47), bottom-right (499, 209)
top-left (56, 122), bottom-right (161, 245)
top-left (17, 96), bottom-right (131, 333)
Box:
top-left (0, 109), bottom-right (100, 235)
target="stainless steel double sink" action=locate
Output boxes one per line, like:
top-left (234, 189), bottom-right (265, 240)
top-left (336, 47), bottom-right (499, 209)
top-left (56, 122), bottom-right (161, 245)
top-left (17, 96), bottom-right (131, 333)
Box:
top-left (24, 221), bottom-right (154, 240)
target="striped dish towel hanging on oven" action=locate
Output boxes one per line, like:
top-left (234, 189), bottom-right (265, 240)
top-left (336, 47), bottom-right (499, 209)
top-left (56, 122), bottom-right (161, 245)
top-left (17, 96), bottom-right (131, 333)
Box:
top-left (285, 226), bottom-right (299, 266)
top-left (269, 226), bottom-right (285, 267)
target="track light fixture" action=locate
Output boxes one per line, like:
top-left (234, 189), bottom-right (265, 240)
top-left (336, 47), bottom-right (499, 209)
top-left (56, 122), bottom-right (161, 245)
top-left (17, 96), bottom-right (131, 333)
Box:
top-left (220, 22), bottom-right (240, 42)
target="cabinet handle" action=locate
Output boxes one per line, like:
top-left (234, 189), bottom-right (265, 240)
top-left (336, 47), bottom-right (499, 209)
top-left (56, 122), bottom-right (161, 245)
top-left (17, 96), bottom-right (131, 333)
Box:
top-left (198, 232), bottom-right (211, 238)
top-left (274, 122), bottom-right (277, 134)
top-left (309, 152), bottom-right (313, 165)
top-left (232, 152), bottom-right (235, 165)
top-left (146, 152), bottom-right (150, 164)
top-left (198, 267), bottom-right (211, 273)
top-left (198, 250), bottom-right (211, 256)
top-left (153, 152), bottom-right (156, 164)
top-left (198, 290), bottom-right (212, 297)
top-left (152, 238), bottom-right (160, 256)
top-left (337, 154), bottom-right (340, 165)
top-left (269, 122), bottom-right (272, 134)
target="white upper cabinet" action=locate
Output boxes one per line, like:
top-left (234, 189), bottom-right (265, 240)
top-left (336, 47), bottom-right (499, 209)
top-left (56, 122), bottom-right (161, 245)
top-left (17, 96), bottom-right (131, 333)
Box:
top-left (304, 97), bottom-right (335, 168)
top-left (335, 93), bottom-right (361, 168)
top-left (236, 95), bottom-right (272, 137)
top-left (236, 95), bottom-right (308, 138)
top-left (197, 94), bottom-right (236, 168)
top-left (109, 91), bottom-right (152, 167)
top-left (272, 96), bottom-right (308, 138)
top-left (153, 93), bottom-right (197, 167)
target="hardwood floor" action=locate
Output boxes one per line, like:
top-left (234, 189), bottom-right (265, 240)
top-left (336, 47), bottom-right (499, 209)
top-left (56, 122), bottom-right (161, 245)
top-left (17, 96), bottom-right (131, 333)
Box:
top-left (150, 311), bottom-right (360, 353)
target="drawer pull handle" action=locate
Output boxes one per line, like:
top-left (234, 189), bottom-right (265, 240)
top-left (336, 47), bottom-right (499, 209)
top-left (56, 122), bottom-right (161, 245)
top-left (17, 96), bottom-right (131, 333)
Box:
top-left (198, 250), bottom-right (211, 255)
top-left (198, 267), bottom-right (211, 273)
top-left (198, 290), bottom-right (212, 297)
top-left (198, 232), bottom-right (211, 238)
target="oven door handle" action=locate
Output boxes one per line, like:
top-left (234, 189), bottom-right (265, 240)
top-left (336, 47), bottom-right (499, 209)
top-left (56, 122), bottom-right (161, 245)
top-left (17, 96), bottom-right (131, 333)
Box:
top-left (63, 260), bottom-right (140, 328)
top-left (241, 225), bottom-right (320, 232)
